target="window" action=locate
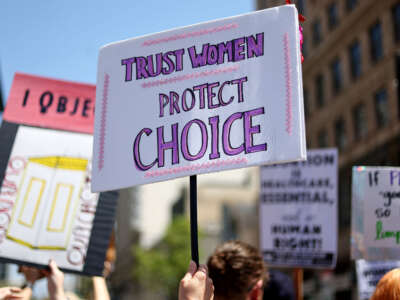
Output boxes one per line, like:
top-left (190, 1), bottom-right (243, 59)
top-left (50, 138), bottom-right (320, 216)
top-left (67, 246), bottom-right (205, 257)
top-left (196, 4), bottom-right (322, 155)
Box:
top-left (369, 22), bottom-right (383, 62)
top-left (303, 88), bottom-right (309, 118)
top-left (327, 3), bottom-right (339, 30)
top-left (349, 40), bottom-right (362, 79)
top-left (346, 0), bottom-right (358, 12)
top-left (330, 58), bottom-right (343, 94)
top-left (334, 118), bottom-right (347, 150)
top-left (312, 19), bottom-right (322, 46)
top-left (297, 0), bottom-right (306, 15)
top-left (315, 74), bottom-right (325, 108)
top-left (318, 129), bottom-right (328, 148)
top-left (352, 103), bottom-right (368, 140)
top-left (393, 4), bottom-right (400, 42)
top-left (374, 88), bottom-right (389, 128)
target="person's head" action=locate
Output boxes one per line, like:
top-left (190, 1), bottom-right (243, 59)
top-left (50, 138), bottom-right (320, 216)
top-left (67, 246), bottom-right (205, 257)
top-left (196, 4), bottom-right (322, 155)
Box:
top-left (371, 268), bottom-right (400, 300)
top-left (207, 240), bottom-right (268, 300)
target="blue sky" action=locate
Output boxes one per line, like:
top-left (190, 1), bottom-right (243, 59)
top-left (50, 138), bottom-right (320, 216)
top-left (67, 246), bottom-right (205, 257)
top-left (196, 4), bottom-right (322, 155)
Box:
top-left (0, 0), bottom-right (254, 104)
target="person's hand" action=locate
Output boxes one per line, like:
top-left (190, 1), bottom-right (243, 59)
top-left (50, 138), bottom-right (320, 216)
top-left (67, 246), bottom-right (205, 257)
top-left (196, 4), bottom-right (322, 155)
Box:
top-left (19, 265), bottom-right (44, 285)
top-left (42, 260), bottom-right (65, 300)
top-left (179, 261), bottom-right (214, 300)
top-left (0, 287), bottom-right (23, 299)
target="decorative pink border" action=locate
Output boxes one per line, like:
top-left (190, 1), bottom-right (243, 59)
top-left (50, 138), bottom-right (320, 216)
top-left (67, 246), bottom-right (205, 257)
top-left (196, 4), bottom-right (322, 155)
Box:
top-left (142, 65), bottom-right (239, 88)
top-left (142, 23), bottom-right (239, 47)
top-left (98, 73), bottom-right (109, 171)
top-left (283, 33), bottom-right (292, 135)
top-left (144, 157), bottom-right (248, 178)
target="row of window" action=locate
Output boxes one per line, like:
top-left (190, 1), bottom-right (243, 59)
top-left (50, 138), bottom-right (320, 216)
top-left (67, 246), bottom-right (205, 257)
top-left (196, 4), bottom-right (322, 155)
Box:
top-left (296, 0), bottom-right (358, 18)
top-left (315, 88), bottom-right (389, 150)
top-left (304, 15), bottom-right (392, 116)
top-left (308, 0), bottom-right (359, 50)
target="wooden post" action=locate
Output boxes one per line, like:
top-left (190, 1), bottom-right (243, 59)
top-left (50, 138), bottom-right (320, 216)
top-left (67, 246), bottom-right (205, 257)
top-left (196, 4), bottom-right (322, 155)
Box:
top-left (189, 175), bottom-right (199, 266)
top-left (293, 268), bottom-right (303, 300)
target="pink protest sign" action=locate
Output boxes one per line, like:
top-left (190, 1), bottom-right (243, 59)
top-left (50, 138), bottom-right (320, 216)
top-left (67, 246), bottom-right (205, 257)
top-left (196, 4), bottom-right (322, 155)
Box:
top-left (3, 73), bottom-right (95, 134)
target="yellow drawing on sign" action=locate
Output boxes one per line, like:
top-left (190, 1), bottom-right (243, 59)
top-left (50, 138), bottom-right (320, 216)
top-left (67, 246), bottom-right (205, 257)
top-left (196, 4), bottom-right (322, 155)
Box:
top-left (7, 156), bottom-right (88, 251)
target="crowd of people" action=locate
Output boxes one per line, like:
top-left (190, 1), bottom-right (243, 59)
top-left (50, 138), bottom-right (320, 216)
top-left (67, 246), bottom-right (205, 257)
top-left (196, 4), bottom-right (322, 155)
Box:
top-left (0, 240), bottom-right (397, 300)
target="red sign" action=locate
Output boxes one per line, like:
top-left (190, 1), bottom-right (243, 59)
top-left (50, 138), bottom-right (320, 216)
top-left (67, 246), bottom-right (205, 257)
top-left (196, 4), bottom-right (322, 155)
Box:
top-left (4, 73), bottom-right (96, 134)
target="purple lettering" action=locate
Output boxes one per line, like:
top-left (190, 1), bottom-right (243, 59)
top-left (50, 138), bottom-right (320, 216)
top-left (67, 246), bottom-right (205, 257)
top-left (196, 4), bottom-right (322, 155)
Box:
top-left (223, 112), bottom-right (244, 155)
top-left (233, 37), bottom-right (246, 61)
top-left (247, 33), bottom-right (264, 58)
top-left (244, 107), bottom-right (267, 153)
top-left (207, 45), bottom-right (218, 65)
top-left (182, 89), bottom-right (196, 112)
top-left (207, 82), bottom-right (220, 109)
top-left (133, 128), bottom-right (157, 171)
top-left (169, 91), bottom-right (181, 115)
top-left (174, 49), bottom-right (185, 71)
top-left (231, 77), bottom-right (248, 103)
top-left (208, 116), bottom-right (220, 159)
top-left (135, 57), bottom-right (149, 79)
top-left (188, 44), bottom-right (209, 68)
top-left (181, 119), bottom-right (208, 161)
top-left (159, 94), bottom-right (169, 117)
top-left (121, 57), bottom-right (135, 81)
top-left (218, 81), bottom-right (234, 106)
top-left (157, 124), bottom-right (179, 167)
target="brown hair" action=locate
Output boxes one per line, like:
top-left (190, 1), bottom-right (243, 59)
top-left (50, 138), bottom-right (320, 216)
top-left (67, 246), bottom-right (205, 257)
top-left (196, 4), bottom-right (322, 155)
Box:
top-left (207, 240), bottom-right (268, 300)
top-left (370, 268), bottom-right (400, 300)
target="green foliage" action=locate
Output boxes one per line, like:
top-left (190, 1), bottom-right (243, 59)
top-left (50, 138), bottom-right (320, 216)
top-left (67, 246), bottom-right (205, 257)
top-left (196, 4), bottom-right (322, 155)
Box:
top-left (132, 216), bottom-right (193, 300)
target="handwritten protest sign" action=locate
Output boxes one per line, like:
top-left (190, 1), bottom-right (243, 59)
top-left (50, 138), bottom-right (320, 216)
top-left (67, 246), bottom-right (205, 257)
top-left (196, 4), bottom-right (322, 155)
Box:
top-left (92, 5), bottom-right (306, 192)
top-left (0, 122), bottom-right (117, 275)
top-left (260, 148), bottom-right (338, 268)
top-left (3, 73), bottom-right (95, 134)
top-left (356, 259), bottom-right (400, 300)
top-left (352, 167), bottom-right (400, 261)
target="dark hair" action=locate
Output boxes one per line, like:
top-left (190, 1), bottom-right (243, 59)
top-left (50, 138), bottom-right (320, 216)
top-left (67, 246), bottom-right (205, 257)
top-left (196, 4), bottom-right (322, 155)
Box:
top-left (207, 240), bottom-right (268, 300)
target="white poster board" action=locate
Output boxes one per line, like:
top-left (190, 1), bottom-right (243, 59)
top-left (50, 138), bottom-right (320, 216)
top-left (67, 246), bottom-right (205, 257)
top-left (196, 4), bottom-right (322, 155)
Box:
top-left (92, 5), bottom-right (306, 192)
top-left (356, 259), bottom-right (400, 300)
top-left (352, 167), bottom-right (400, 261)
top-left (260, 148), bottom-right (337, 268)
top-left (0, 124), bottom-right (116, 275)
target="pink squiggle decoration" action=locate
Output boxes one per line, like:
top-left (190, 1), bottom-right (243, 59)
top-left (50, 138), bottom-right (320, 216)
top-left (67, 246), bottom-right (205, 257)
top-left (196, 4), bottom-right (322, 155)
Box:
top-left (142, 65), bottom-right (239, 88)
top-left (98, 73), bottom-right (109, 171)
top-left (283, 33), bottom-right (292, 135)
top-left (144, 157), bottom-right (248, 178)
top-left (142, 23), bottom-right (239, 47)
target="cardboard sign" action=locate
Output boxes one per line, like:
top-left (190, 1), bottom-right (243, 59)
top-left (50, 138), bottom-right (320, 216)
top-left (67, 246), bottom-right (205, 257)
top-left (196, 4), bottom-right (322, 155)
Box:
top-left (92, 5), bottom-right (306, 192)
top-left (260, 148), bottom-right (338, 268)
top-left (3, 73), bottom-right (95, 134)
top-left (352, 167), bottom-right (400, 261)
top-left (356, 259), bottom-right (400, 300)
top-left (0, 122), bottom-right (117, 276)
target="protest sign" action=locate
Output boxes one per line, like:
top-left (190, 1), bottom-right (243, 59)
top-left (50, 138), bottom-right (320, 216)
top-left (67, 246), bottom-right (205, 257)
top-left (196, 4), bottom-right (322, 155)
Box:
top-left (356, 259), bottom-right (400, 300)
top-left (352, 167), bottom-right (400, 261)
top-left (92, 5), bottom-right (306, 192)
top-left (260, 148), bottom-right (338, 268)
top-left (0, 122), bottom-right (117, 275)
top-left (3, 73), bottom-right (95, 134)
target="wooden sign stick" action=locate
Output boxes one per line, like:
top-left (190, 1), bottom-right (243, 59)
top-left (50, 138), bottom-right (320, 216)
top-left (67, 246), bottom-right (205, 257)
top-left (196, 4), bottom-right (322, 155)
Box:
top-left (293, 268), bottom-right (303, 300)
top-left (190, 175), bottom-right (199, 266)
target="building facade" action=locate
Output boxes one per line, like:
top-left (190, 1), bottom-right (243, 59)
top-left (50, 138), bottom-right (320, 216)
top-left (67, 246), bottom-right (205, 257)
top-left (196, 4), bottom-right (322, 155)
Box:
top-left (257, 0), bottom-right (400, 299)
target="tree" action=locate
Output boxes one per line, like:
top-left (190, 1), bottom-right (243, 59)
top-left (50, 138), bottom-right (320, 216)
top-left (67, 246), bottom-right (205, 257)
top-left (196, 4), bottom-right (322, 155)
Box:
top-left (132, 216), bottom-right (194, 300)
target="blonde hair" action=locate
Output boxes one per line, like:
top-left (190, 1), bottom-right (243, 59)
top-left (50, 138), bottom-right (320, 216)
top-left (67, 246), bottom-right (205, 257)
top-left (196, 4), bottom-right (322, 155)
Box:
top-left (370, 268), bottom-right (400, 300)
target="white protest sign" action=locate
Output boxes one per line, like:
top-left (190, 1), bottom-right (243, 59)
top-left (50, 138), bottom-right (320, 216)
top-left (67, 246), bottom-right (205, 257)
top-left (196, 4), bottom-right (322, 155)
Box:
top-left (352, 167), bottom-right (400, 261)
top-left (260, 148), bottom-right (337, 268)
top-left (92, 5), bottom-right (306, 192)
top-left (356, 259), bottom-right (400, 300)
top-left (0, 124), bottom-right (117, 275)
